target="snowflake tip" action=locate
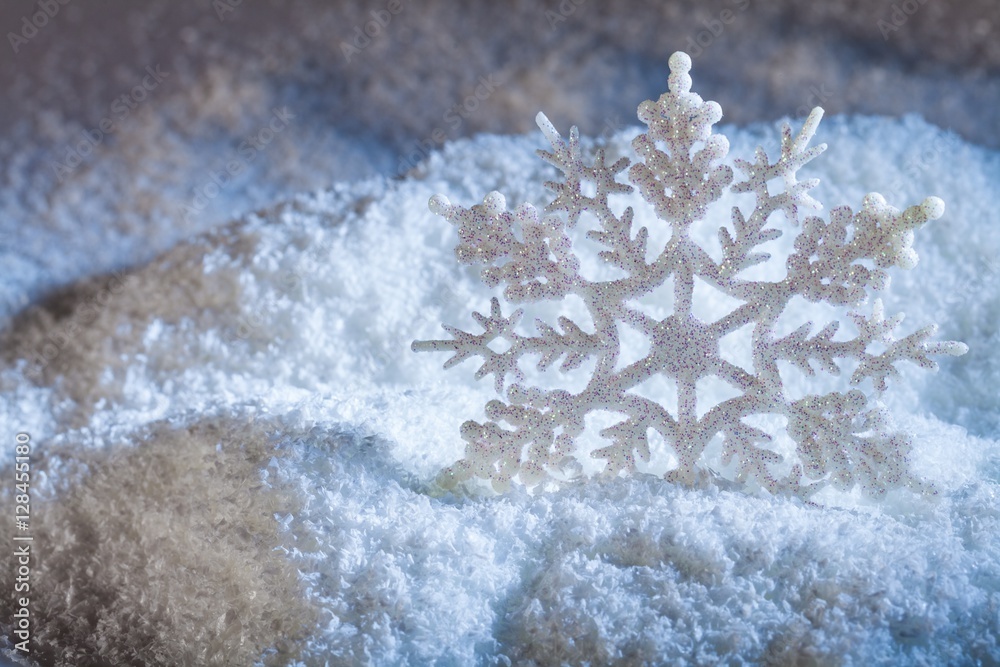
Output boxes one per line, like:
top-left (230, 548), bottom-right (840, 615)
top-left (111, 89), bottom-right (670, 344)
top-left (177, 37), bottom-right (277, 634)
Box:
top-left (667, 51), bottom-right (693, 94)
top-left (896, 247), bottom-right (919, 270)
top-left (436, 461), bottom-right (472, 490)
top-left (515, 202), bottom-right (539, 224)
top-left (459, 419), bottom-right (485, 442)
top-left (921, 196), bottom-right (945, 219)
top-left (797, 107), bottom-right (825, 150)
top-left (483, 191), bottom-right (506, 216)
top-left (491, 476), bottom-right (512, 493)
top-left (519, 460), bottom-right (547, 486)
top-left (429, 193), bottom-right (451, 216)
top-left (535, 111), bottom-right (558, 142)
top-left (928, 340), bottom-right (968, 356)
top-left (863, 192), bottom-right (887, 210)
top-left (668, 51), bottom-right (692, 74)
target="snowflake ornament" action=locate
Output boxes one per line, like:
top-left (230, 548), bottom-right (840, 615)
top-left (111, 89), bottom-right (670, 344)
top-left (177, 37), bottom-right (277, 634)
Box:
top-left (413, 52), bottom-right (967, 498)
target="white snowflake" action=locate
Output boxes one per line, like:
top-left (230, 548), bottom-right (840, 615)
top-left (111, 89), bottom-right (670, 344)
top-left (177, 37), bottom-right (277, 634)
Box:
top-left (413, 52), bottom-right (967, 498)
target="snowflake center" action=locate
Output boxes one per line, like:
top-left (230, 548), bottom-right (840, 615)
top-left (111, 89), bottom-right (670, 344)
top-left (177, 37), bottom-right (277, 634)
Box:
top-left (651, 314), bottom-right (717, 380)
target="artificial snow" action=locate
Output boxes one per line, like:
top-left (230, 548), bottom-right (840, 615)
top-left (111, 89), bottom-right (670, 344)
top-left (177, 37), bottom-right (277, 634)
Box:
top-left (1, 112), bottom-right (998, 665)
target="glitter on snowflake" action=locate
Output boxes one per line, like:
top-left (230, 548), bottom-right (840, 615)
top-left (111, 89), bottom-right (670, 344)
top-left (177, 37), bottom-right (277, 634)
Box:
top-left (413, 51), bottom-right (967, 498)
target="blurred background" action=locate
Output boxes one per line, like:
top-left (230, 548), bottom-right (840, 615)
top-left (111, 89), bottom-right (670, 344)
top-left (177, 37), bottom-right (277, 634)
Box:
top-left (0, 0), bottom-right (997, 324)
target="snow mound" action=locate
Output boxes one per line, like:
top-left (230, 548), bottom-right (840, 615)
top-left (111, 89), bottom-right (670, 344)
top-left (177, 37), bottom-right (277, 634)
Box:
top-left (1, 115), bottom-right (998, 665)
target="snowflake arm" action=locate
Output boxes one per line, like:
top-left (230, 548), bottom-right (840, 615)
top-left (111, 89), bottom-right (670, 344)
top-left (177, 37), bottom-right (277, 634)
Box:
top-left (411, 297), bottom-right (524, 393)
top-left (847, 302), bottom-right (968, 391)
top-left (765, 298), bottom-right (968, 394)
top-left (718, 206), bottom-right (784, 280)
top-left (787, 390), bottom-right (926, 497)
top-left (731, 107), bottom-right (827, 225)
top-left (721, 422), bottom-right (783, 492)
top-left (628, 52), bottom-right (733, 228)
top-left (428, 192), bottom-right (581, 303)
top-left (785, 195), bottom-right (946, 306)
top-left (537, 112), bottom-right (632, 228)
top-left (412, 297), bottom-right (606, 394)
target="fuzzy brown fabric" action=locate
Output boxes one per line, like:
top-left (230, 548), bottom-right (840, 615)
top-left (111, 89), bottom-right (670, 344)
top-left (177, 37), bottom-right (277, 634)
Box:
top-left (0, 418), bottom-right (318, 666)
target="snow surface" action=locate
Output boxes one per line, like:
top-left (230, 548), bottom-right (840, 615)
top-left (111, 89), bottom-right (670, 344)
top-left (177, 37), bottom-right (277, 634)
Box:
top-left (2, 113), bottom-right (999, 664)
